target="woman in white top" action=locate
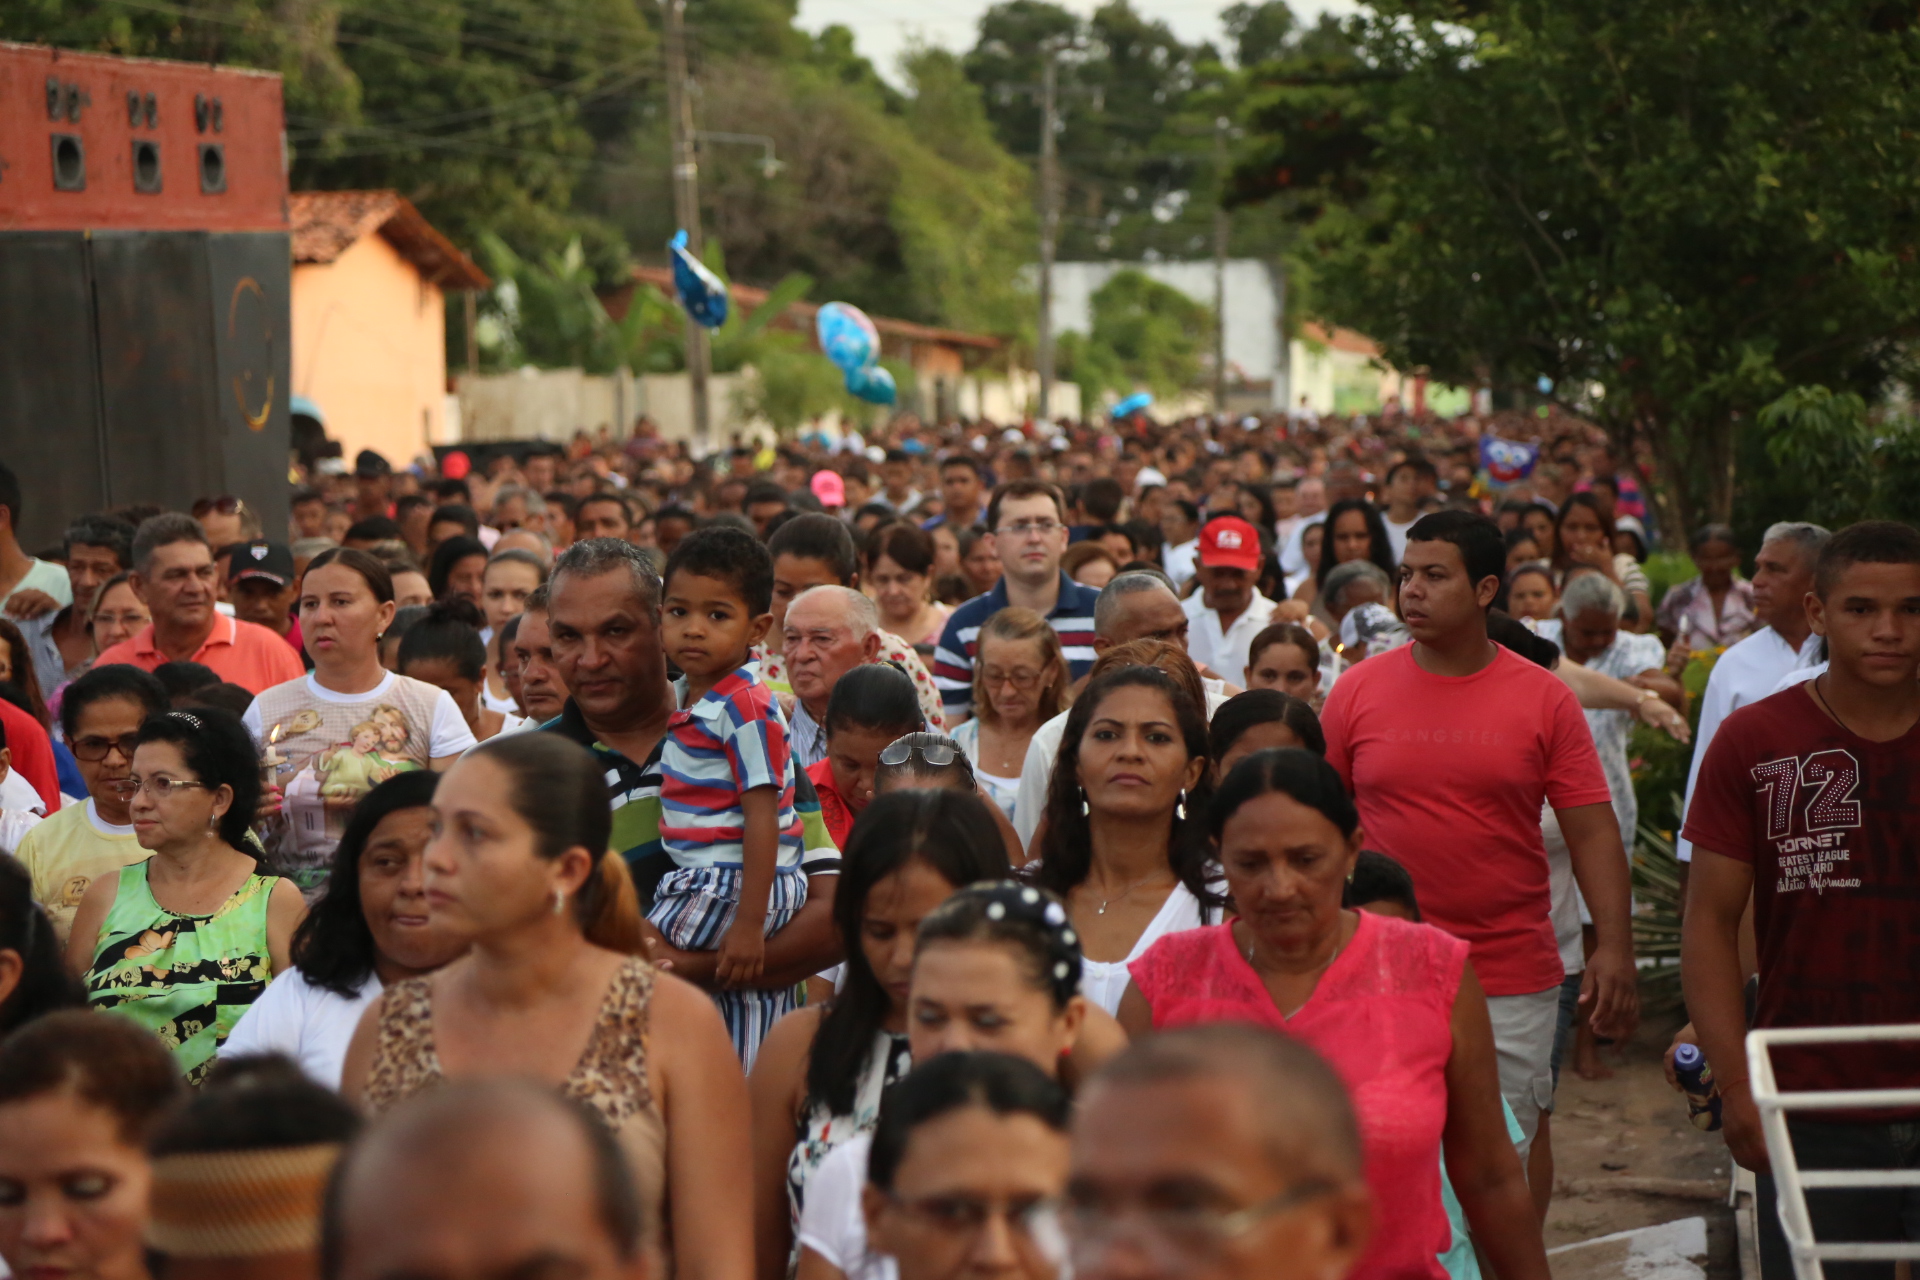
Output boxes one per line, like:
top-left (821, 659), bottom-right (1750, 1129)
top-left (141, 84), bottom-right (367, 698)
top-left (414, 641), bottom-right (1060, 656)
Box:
top-left (749, 791), bottom-right (1012, 1280)
top-left (1029, 664), bottom-right (1221, 1014)
top-left (794, 880), bottom-right (1109, 1280)
top-left (951, 608), bottom-right (1069, 825)
top-left (245, 549), bottom-right (476, 897)
top-left (223, 770), bottom-right (467, 1085)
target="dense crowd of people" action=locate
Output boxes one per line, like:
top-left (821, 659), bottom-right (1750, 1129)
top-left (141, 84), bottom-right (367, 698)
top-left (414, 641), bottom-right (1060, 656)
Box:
top-left (0, 402), bottom-right (1913, 1280)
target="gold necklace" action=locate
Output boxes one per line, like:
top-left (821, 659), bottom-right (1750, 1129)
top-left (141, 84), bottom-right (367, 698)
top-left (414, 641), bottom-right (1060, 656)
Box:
top-left (1093, 870), bottom-right (1173, 915)
top-left (1243, 918), bottom-right (1348, 976)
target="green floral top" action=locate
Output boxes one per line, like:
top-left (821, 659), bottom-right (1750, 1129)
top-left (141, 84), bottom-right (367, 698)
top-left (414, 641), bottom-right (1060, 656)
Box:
top-left (84, 864), bottom-right (277, 1083)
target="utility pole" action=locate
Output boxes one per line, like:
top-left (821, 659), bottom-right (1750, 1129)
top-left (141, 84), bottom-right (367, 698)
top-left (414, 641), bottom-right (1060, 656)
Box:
top-left (1035, 43), bottom-right (1062, 425)
top-left (661, 0), bottom-right (710, 446)
top-left (1212, 116), bottom-right (1229, 413)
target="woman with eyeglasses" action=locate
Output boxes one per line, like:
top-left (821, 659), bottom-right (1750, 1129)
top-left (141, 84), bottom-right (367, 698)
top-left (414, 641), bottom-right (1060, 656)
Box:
top-left (807, 664), bottom-right (927, 848)
top-left (1118, 749), bottom-right (1550, 1280)
top-left (750, 791), bottom-right (1012, 1280)
top-left (860, 1053), bottom-right (1071, 1280)
top-left (951, 608), bottom-right (1069, 824)
top-left (12, 666), bottom-right (169, 945)
top-left (1031, 665), bottom-right (1222, 1016)
top-left (87, 573), bottom-right (151, 659)
top-left (795, 880), bottom-right (1105, 1280)
top-left (66, 707), bottom-right (307, 1082)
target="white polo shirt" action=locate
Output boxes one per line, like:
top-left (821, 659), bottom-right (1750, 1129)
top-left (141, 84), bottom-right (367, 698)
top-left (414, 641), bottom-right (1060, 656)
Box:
top-left (1183, 589), bottom-right (1277, 690)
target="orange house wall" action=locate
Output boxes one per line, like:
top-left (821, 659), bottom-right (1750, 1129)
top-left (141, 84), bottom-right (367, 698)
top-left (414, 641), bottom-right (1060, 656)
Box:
top-left (291, 231), bottom-right (446, 468)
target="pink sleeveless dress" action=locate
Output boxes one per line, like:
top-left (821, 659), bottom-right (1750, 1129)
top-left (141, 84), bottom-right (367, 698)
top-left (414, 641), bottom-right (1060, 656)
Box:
top-left (1128, 911), bottom-right (1465, 1280)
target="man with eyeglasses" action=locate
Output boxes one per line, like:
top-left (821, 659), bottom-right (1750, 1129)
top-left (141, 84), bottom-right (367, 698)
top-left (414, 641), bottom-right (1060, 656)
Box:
top-left (92, 514), bottom-right (305, 695)
top-left (933, 480), bottom-right (1100, 726)
top-left (13, 665), bottom-right (168, 941)
top-left (1067, 1024), bottom-right (1373, 1280)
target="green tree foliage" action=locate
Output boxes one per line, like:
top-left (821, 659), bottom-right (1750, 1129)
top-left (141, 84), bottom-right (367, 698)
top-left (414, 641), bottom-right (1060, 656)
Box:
top-left (965, 0), bottom-right (1228, 260)
top-left (1059, 268), bottom-right (1213, 402)
top-left (1749, 387), bottom-right (1920, 533)
top-left (1236, 1), bottom-right (1920, 538)
top-left (296, 0), bottom-right (654, 276)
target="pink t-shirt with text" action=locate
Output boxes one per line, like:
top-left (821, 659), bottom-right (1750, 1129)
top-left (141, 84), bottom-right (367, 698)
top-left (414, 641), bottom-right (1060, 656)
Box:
top-left (1321, 643), bottom-right (1610, 995)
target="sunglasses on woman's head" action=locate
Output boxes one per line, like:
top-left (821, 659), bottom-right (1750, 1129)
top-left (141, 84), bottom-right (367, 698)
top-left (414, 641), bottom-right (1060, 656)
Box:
top-left (879, 739), bottom-right (958, 768)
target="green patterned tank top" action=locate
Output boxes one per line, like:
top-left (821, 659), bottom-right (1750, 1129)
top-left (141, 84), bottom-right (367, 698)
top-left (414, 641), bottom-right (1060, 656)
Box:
top-left (85, 863), bottom-right (277, 1083)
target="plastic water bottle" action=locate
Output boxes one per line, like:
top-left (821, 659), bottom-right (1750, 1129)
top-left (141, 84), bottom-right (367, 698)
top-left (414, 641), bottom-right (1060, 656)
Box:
top-left (1673, 1043), bottom-right (1722, 1132)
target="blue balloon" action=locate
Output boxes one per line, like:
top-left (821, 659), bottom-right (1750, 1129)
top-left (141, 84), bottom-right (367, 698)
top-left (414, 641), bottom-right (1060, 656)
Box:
top-left (669, 230), bottom-right (729, 329)
top-left (816, 301), bottom-right (880, 373)
top-left (1111, 392), bottom-right (1153, 418)
top-left (845, 364), bottom-right (896, 405)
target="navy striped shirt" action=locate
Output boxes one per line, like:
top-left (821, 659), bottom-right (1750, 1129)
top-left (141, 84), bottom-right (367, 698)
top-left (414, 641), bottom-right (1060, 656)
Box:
top-left (931, 572), bottom-right (1101, 720)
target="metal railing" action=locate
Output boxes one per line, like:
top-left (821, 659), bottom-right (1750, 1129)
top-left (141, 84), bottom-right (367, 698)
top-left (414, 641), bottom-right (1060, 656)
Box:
top-left (1746, 1024), bottom-right (1920, 1280)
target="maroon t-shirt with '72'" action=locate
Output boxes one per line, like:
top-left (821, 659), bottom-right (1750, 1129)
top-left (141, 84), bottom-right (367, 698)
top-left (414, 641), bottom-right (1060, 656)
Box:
top-left (1682, 683), bottom-right (1920, 1103)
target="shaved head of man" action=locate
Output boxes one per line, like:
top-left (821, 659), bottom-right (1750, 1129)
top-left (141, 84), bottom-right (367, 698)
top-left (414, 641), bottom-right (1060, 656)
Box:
top-left (1066, 1024), bottom-right (1373, 1280)
top-left (322, 1080), bottom-right (647, 1280)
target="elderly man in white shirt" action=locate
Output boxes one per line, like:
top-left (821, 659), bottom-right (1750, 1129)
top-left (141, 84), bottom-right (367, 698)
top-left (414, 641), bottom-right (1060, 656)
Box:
top-left (782, 585), bottom-right (883, 770)
top-left (1181, 515), bottom-right (1276, 686)
top-left (1676, 521), bottom-right (1829, 863)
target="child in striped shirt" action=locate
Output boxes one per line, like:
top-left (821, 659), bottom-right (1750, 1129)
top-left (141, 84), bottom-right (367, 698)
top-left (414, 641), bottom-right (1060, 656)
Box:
top-left (650, 526), bottom-right (807, 1066)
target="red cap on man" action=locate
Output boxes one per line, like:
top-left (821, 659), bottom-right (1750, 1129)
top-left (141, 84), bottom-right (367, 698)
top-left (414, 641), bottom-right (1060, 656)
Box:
top-left (1197, 516), bottom-right (1262, 572)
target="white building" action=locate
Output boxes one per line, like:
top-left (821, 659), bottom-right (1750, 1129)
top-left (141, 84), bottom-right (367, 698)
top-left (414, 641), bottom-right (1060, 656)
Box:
top-left (1045, 259), bottom-right (1289, 409)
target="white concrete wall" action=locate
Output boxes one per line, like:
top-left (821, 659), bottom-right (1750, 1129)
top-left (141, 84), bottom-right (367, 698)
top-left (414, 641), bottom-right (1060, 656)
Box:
top-left (955, 370), bottom-right (1081, 425)
top-left (454, 367), bottom-right (640, 442)
top-left (1046, 259), bottom-right (1288, 407)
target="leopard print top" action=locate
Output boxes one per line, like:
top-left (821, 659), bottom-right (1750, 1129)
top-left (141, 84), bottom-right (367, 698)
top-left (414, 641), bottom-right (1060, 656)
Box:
top-left (364, 956), bottom-right (669, 1257)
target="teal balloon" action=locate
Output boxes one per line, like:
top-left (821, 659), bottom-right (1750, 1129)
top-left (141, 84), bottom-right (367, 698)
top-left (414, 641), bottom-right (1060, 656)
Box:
top-left (817, 302), bottom-right (880, 373)
top-left (845, 364), bottom-right (896, 405)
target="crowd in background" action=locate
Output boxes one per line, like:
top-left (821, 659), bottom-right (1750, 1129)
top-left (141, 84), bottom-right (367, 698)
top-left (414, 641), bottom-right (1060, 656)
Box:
top-left (0, 398), bottom-right (1912, 1280)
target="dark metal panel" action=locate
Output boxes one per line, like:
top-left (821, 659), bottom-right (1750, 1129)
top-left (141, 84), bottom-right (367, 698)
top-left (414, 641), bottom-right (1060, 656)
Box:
top-left (0, 232), bottom-right (108, 550)
top-left (89, 230), bottom-right (223, 511)
top-left (205, 231), bottom-right (290, 539)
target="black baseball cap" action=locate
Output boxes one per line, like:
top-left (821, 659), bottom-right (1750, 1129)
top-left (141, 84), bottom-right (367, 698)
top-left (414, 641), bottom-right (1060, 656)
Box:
top-left (226, 539), bottom-right (295, 587)
top-left (354, 449), bottom-right (393, 478)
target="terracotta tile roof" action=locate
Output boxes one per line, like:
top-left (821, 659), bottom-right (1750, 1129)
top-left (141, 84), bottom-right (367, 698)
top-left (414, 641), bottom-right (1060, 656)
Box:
top-left (625, 265), bottom-right (1001, 352)
top-left (1300, 321), bottom-right (1381, 357)
top-left (289, 190), bottom-right (491, 290)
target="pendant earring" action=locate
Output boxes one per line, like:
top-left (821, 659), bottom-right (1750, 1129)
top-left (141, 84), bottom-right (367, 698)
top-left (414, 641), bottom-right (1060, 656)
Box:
top-left (553, 889), bottom-right (566, 916)
top-left (1079, 789), bottom-right (1089, 818)
top-left (1175, 789), bottom-right (1186, 821)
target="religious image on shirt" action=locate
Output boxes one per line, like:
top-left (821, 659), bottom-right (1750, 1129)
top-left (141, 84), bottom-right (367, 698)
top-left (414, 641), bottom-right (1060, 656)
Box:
top-left (252, 684), bottom-right (439, 892)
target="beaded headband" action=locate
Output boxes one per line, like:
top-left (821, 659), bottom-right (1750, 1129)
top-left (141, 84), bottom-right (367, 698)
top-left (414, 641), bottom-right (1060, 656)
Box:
top-left (922, 879), bottom-right (1083, 1004)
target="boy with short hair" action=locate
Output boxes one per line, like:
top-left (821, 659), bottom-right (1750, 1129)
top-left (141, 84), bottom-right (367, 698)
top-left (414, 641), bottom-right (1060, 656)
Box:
top-left (650, 526), bottom-right (807, 1067)
top-left (1682, 520), bottom-right (1920, 1277)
